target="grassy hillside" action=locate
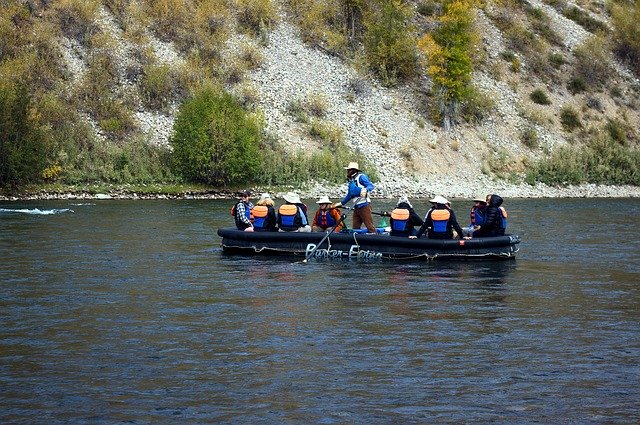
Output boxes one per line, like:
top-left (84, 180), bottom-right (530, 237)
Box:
top-left (1, 0), bottom-right (639, 192)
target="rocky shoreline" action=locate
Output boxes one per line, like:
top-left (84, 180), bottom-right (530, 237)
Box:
top-left (2, 181), bottom-right (639, 201)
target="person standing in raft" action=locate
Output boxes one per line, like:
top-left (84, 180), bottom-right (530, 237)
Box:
top-left (277, 192), bottom-right (311, 232)
top-left (411, 195), bottom-right (465, 239)
top-left (331, 162), bottom-right (376, 233)
top-left (388, 195), bottom-right (424, 237)
top-left (312, 196), bottom-right (343, 232)
top-left (253, 193), bottom-right (278, 232)
top-left (233, 189), bottom-right (254, 232)
top-left (476, 194), bottom-right (507, 237)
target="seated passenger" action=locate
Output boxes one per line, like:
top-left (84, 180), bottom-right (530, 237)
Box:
top-left (476, 194), bottom-right (507, 237)
top-left (312, 195), bottom-right (343, 232)
top-left (277, 192), bottom-right (311, 232)
top-left (253, 193), bottom-right (278, 232)
top-left (462, 194), bottom-right (487, 237)
top-left (232, 190), bottom-right (254, 232)
top-left (412, 195), bottom-right (465, 240)
top-left (389, 196), bottom-right (424, 237)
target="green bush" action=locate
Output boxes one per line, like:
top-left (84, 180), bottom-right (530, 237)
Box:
top-left (364, 0), bottom-right (417, 86)
top-left (521, 126), bottom-right (539, 149)
top-left (527, 129), bottom-right (640, 185)
top-left (530, 88), bottom-right (551, 105)
top-left (235, 0), bottom-right (278, 35)
top-left (563, 6), bottom-right (607, 33)
top-left (460, 87), bottom-right (495, 124)
top-left (0, 82), bottom-right (51, 186)
top-left (560, 105), bottom-right (581, 131)
top-left (170, 86), bottom-right (262, 185)
top-left (567, 76), bottom-right (586, 94)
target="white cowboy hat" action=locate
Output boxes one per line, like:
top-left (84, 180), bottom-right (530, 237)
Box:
top-left (429, 195), bottom-right (449, 205)
top-left (284, 191), bottom-right (301, 204)
top-left (472, 194), bottom-right (487, 203)
top-left (259, 193), bottom-right (272, 201)
top-left (316, 195), bottom-right (331, 204)
top-left (397, 195), bottom-right (412, 208)
top-left (343, 162), bottom-right (360, 171)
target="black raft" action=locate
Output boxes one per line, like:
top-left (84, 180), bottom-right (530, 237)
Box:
top-left (217, 228), bottom-right (521, 260)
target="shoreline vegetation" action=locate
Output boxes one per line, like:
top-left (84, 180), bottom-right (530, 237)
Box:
top-left (2, 182), bottom-right (639, 201)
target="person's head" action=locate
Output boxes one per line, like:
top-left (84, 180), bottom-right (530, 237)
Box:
top-left (284, 191), bottom-right (302, 205)
top-left (429, 195), bottom-right (449, 207)
top-left (317, 195), bottom-right (331, 209)
top-left (241, 189), bottom-right (251, 201)
top-left (257, 193), bottom-right (274, 206)
top-left (344, 162), bottom-right (360, 179)
top-left (397, 195), bottom-right (412, 209)
top-left (473, 194), bottom-right (487, 207)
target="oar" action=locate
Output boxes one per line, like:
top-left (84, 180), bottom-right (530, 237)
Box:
top-left (302, 197), bottom-right (360, 263)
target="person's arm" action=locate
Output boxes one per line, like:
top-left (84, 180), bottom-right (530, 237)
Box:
top-left (358, 174), bottom-right (375, 196)
top-left (411, 210), bottom-right (424, 227)
top-left (412, 212), bottom-right (431, 239)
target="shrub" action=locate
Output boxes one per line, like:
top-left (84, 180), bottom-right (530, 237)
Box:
top-left (563, 6), bottom-right (607, 33)
top-left (521, 126), bottom-right (539, 149)
top-left (418, 0), bottom-right (476, 129)
top-left (309, 119), bottom-right (343, 144)
top-left (287, 98), bottom-right (309, 123)
top-left (306, 94), bottom-right (328, 118)
top-left (417, 1), bottom-right (440, 16)
top-left (52, 0), bottom-right (100, 45)
top-left (0, 82), bottom-right (51, 186)
top-left (170, 86), bottom-right (262, 185)
top-left (573, 34), bottom-right (612, 87)
top-left (530, 88), bottom-right (551, 105)
top-left (235, 0), bottom-right (278, 35)
top-left (567, 76), bottom-right (586, 94)
top-left (610, 1), bottom-right (640, 76)
top-left (140, 63), bottom-right (175, 111)
top-left (143, 0), bottom-right (191, 42)
top-left (527, 128), bottom-right (640, 185)
top-left (560, 105), bottom-right (581, 131)
top-left (460, 87), bottom-right (495, 124)
top-left (548, 52), bottom-right (566, 68)
top-left (364, 0), bottom-right (418, 86)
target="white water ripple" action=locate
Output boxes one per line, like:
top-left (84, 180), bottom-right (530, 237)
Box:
top-left (0, 208), bottom-right (74, 215)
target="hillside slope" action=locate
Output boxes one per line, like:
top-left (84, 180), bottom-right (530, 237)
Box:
top-left (3, 0), bottom-right (640, 197)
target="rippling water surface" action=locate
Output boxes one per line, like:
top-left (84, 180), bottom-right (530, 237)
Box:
top-left (1, 198), bottom-right (638, 424)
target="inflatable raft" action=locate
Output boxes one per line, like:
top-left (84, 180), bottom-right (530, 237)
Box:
top-left (217, 228), bottom-right (520, 260)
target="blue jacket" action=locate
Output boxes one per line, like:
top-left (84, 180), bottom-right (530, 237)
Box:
top-left (341, 172), bottom-right (375, 208)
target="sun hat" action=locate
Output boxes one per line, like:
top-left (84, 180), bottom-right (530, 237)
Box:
top-left (429, 195), bottom-right (449, 205)
top-left (283, 191), bottom-right (302, 204)
top-left (343, 161), bottom-right (360, 171)
top-left (316, 195), bottom-right (331, 204)
top-left (397, 195), bottom-right (412, 209)
top-left (472, 194), bottom-right (487, 203)
top-left (259, 193), bottom-right (272, 201)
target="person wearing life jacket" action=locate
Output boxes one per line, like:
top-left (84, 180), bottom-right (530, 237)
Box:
top-left (277, 191), bottom-right (311, 232)
top-left (312, 195), bottom-right (343, 232)
top-left (462, 194), bottom-right (487, 237)
top-left (412, 195), bottom-right (465, 240)
top-left (389, 195), bottom-right (424, 237)
top-left (233, 189), bottom-right (254, 231)
top-left (330, 162), bottom-right (376, 233)
top-left (476, 194), bottom-right (507, 237)
top-left (253, 193), bottom-right (278, 232)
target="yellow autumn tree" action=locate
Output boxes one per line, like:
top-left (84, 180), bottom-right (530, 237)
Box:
top-left (417, 0), bottom-right (477, 130)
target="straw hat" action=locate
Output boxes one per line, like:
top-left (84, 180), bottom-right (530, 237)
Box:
top-left (316, 195), bottom-right (331, 204)
top-left (283, 191), bottom-right (302, 204)
top-left (472, 194), bottom-right (487, 203)
top-left (429, 195), bottom-right (449, 205)
top-left (343, 162), bottom-right (360, 171)
top-left (397, 195), bottom-right (412, 209)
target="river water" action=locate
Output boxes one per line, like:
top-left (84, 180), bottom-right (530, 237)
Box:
top-left (1, 198), bottom-right (638, 424)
